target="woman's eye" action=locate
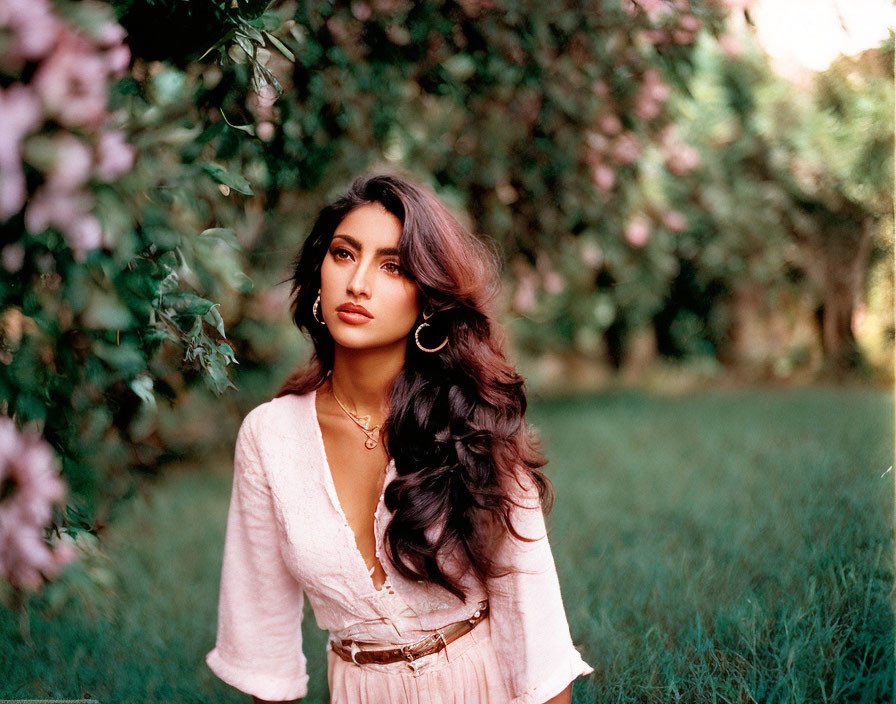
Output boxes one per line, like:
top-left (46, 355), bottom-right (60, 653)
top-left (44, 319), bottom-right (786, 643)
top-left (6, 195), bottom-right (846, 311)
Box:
top-left (331, 247), bottom-right (352, 260)
top-left (384, 262), bottom-right (403, 275)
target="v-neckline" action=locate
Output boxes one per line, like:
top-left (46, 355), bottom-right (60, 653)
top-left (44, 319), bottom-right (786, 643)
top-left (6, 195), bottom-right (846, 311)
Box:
top-left (310, 387), bottom-right (396, 596)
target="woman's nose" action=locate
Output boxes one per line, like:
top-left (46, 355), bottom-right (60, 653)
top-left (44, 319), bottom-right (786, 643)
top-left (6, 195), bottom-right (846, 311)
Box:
top-left (346, 261), bottom-right (372, 297)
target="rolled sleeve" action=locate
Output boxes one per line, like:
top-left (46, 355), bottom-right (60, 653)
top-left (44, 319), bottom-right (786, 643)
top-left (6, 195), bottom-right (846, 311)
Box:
top-left (205, 413), bottom-right (308, 701)
top-left (487, 475), bottom-right (594, 704)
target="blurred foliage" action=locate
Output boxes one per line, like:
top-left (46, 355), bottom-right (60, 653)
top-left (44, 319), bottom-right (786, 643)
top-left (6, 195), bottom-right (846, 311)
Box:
top-left (2, 0), bottom-right (892, 602)
top-left (654, 29), bottom-right (894, 377)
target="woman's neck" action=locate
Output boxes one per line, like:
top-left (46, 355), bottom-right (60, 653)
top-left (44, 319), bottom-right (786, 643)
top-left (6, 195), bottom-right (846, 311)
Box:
top-left (328, 347), bottom-right (404, 420)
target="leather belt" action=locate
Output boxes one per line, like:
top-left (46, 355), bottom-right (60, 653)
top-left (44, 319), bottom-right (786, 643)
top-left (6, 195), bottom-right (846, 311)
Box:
top-left (330, 600), bottom-right (489, 665)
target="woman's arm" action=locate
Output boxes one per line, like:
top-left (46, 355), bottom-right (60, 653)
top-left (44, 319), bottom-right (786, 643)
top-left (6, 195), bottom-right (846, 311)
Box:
top-left (543, 683), bottom-right (572, 704)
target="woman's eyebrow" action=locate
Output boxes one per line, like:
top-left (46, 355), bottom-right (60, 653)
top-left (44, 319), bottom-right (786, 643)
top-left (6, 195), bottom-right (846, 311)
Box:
top-left (332, 233), bottom-right (399, 257)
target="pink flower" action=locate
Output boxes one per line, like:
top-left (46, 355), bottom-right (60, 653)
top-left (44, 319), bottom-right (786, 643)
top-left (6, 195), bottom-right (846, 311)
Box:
top-left (104, 45), bottom-right (131, 79)
top-left (644, 29), bottom-right (670, 45)
top-left (679, 14), bottom-right (702, 33)
top-left (598, 114), bottom-right (622, 136)
top-left (33, 28), bottom-right (109, 129)
top-left (94, 20), bottom-right (127, 49)
top-left (643, 69), bottom-right (671, 103)
top-left (591, 80), bottom-right (610, 97)
top-left (46, 133), bottom-right (94, 191)
top-left (624, 214), bottom-right (651, 247)
top-left (95, 130), bottom-right (136, 180)
top-left (611, 131), bottom-right (641, 165)
top-left (256, 121), bottom-right (276, 142)
top-left (2, 244), bottom-right (25, 273)
top-left (580, 241), bottom-right (603, 269)
top-left (513, 274), bottom-right (538, 314)
top-left (24, 187), bottom-right (104, 261)
top-left (665, 143), bottom-right (702, 175)
top-left (543, 270), bottom-right (566, 295)
top-left (0, 84), bottom-right (43, 219)
top-left (634, 69), bottom-right (670, 121)
top-left (592, 163), bottom-right (616, 191)
top-left (0, 416), bottom-right (72, 592)
top-left (0, 0), bottom-right (63, 68)
top-left (661, 209), bottom-right (688, 232)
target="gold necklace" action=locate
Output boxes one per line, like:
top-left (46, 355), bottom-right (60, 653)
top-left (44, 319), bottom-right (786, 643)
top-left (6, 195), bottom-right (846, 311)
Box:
top-left (330, 380), bottom-right (381, 450)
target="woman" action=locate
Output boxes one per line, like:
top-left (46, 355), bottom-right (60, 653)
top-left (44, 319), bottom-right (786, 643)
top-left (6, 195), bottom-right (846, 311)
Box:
top-left (205, 173), bottom-right (593, 703)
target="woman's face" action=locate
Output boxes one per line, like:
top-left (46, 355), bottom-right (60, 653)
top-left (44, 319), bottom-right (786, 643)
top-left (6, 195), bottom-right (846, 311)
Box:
top-left (319, 202), bottom-right (422, 351)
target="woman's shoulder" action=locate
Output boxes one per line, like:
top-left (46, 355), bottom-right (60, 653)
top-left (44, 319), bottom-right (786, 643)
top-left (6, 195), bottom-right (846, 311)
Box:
top-left (240, 389), bottom-right (317, 444)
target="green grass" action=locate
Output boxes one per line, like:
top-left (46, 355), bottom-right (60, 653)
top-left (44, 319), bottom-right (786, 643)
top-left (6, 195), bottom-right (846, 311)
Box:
top-left (2, 386), bottom-right (892, 703)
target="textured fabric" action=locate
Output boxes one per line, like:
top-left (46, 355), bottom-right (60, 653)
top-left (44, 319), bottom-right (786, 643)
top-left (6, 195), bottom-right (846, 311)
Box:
top-left (205, 389), bottom-right (594, 702)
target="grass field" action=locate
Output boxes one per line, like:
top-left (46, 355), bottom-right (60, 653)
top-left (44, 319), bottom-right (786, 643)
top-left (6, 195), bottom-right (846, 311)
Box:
top-left (2, 386), bottom-right (893, 703)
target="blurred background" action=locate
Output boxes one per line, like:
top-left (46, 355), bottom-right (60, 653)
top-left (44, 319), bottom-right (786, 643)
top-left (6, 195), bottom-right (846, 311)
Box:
top-left (0, 0), bottom-right (893, 702)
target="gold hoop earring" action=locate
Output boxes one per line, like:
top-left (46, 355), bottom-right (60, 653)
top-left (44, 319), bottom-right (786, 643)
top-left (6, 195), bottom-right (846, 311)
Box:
top-left (312, 291), bottom-right (326, 326)
top-left (415, 308), bottom-right (448, 353)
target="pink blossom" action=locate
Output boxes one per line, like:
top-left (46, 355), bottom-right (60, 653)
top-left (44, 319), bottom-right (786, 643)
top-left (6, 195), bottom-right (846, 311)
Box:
top-left (611, 131), bottom-right (641, 165)
top-left (679, 14), bottom-right (702, 33)
top-left (641, 69), bottom-right (671, 102)
top-left (644, 29), bottom-right (670, 45)
top-left (634, 96), bottom-right (661, 120)
top-left (586, 131), bottom-right (609, 153)
top-left (94, 20), bottom-right (127, 48)
top-left (513, 274), bottom-right (538, 314)
top-left (256, 121), bottom-right (276, 142)
top-left (352, 2), bottom-right (373, 20)
top-left (661, 209), bottom-right (688, 232)
top-left (634, 69), bottom-right (670, 121)
top-left (598, 114), bottom-right (622, 136)
top-left (0, 0), bottom-right (63, 67)
top-left (543, 270), bottom-right (566, 295)
top-left (719, 33), bottom-right (743, 57)
top-left (47, 133), bottom-right (94, 191)
top-left (625, 214), bottom-right (651, 247)
top-left (66, 214), bottom-right (104, 260)
top-left (580, 241), bottom-right (603, 269)
top-left (591, 80), bottom-right (610, 97)
top-left (631, 0), bottom-right (674, 20)
top-left (0, 416), bottom-right (72, 592)
top-left (104, 45), bottom-right (131, 79)
top-left (24, 187), bottom-right (104, 260)
top-left (2, 244), bottom-right (25, 273)
top-left (665, 143), bottom-right (702, 175)
top-left (673, 29), bottom-right (694, 45)
top-left (0, 84), bottom-right (43, 219)
top-left (592, 163), bottom-right (616, 191)
top-left (33, 28), bottom-right (109, 129)
top-left (253, 83), bottom-right (279, 121)
top-left (95, 130), bottom-right (136, 180)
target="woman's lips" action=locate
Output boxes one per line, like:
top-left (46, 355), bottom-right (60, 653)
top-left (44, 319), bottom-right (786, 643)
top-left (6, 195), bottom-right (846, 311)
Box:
top-left (336, 310), bottom-right (373, 324)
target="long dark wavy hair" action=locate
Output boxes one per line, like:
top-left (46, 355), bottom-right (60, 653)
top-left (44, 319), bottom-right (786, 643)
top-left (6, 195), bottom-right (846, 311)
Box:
top-left (275, 172), bottom-right (553, 603)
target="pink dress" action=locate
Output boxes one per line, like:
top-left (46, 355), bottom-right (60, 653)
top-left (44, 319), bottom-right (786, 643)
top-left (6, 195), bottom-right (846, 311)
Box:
top-left (205, 389), bottom-right (593, 703)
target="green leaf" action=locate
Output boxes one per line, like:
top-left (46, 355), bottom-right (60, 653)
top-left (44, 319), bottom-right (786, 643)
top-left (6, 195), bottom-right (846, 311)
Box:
top-left (160, 292), bottom-right (216, 317)
top-left (238, 22), bottom-right (265, 45)
top-left (263, 30), bottom-right (295, 62)
top-left (205, 305), bottom-right (227, 338)
top-left (198, 28), bottom-right (235, 61)
top-left (217, 342), bottom-right (235, 356)
top-left (199, 228), bottom-right (242, 250)
top-left (234, 32), bottom-right (256, 58)
top-left (218, 109), bottom-right (257, 137)
top-left (202, 162), bottom-right (254, 195)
